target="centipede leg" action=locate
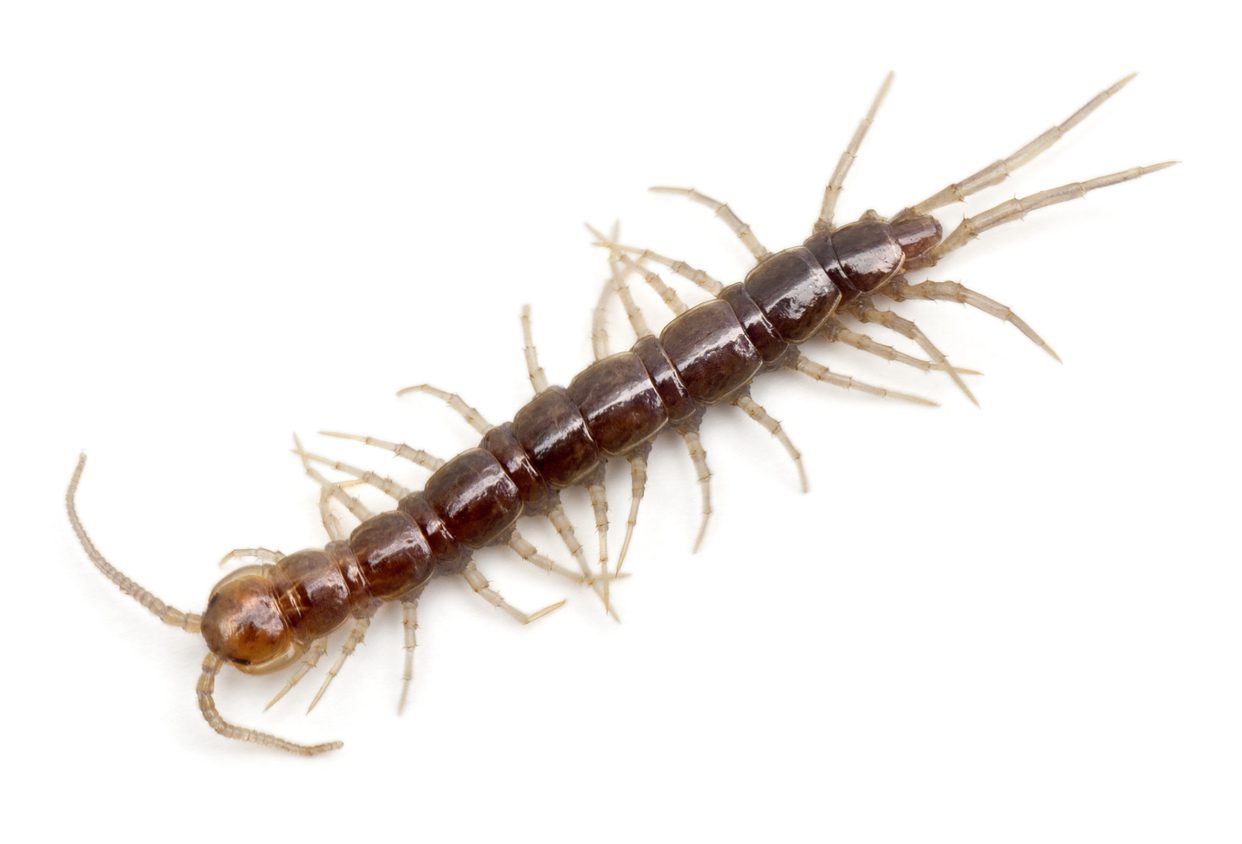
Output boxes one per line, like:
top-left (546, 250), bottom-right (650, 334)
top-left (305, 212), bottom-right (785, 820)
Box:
top-left (823, 319), bottom-right (981, 376)
top-left (198, 654), bottom-right (341, 756)
top-left (523, 303), bottom-right (615, 610)
top-left (616, 444), bottom-right (650, 576)
top-left (648, 186), bottom-right (771, 261)
top-left (849, 304), bottom-right (978, 405)
top-left (521, 305), bottom-right (549, 394)
top-left (917, 162), bottom-right (1175, 266)
top-left (306, 615), bottom-right (373, 714)
top-left (294, 434), bottom-right (376, 522)
top-left (733, 393), bottom-right (809, 493)
top-left (902, 75), bottom-right (1138, 217)
top-left (545, 497), bottom-right (620, 622)
top-left (294, 447), bottom-right (414, 499)
top-left (508, 529), bottom-right (592, 583)
top-left (679, 424), bottom-right (713, 553)
top-left (592, 248), bottom-right (621, 360)
top-left (589, 225), bottom-right (691, 316)
top-left (218, 547), bottom-right (284, 569)
top-left (318, 431), bottom-right (446, 472)
top-left (462, 560), bottom-right (566, 625)
top-left (814, 71), bottom-right (893, 234)
top-left (584, 467), bottom-right (612, 611)
top-left (318, 488), bottom-right (345, 542)
top-left (396, 384), bottom-right (493, 435)
top-left (884, 278), bottom-right (1060, 361)
top-left (585, 233), bottom-right (725, 297)
top-left (789, 351), bottom-right (937, 407)
top-left (397, 594), bottom-right (421, 715)
top-left (264, 638), bottom-right (330, 710)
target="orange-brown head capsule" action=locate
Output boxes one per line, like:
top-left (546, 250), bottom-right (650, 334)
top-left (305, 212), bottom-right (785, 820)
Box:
top-left (200, 570), bottom-right (293, 668)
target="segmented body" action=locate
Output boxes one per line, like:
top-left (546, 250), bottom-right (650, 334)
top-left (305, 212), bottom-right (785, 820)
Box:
top-left (66, 73), bottom-right (1173, 756)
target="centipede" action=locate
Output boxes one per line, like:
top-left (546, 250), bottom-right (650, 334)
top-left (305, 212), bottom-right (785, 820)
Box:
top-left (66, 73), bottom-right (1173, 755)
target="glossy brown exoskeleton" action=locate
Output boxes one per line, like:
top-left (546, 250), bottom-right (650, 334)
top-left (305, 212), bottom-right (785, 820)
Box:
top-left (68, 73), bottom-right (1172, 755)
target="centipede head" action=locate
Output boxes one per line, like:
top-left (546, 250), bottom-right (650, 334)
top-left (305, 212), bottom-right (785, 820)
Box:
top-left (200, 565), bottom-right (303, 674)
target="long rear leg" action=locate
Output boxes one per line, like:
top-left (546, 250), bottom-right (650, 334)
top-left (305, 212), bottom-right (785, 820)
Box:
top-left (901, 74), bottom-right (1137, 217)
top-left (915, 162), bottom-right (1175, 266)
top-left (814, 71), bottom-right (893, 234)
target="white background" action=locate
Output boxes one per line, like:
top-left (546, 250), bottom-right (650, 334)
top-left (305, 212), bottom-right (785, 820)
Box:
top-left (2, 2), bottom-right (1237, 842)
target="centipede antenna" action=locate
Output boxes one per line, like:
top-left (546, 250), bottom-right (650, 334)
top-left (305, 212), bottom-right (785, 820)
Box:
top-left (616, 444), bottom-right (651, 576)
top-left (885, 279), bottom-right (1061, 362)
top-left (521, 305), bottom-right (549, 394)
top-left (789, 352), bottom-right (939, 407)
top-left (462, 560), bottom-right (566, 625)
top-left (198, 654), bottom-right (341, 756)
top-left (293, 434), bottom-right (375, 522)
top-left (265, 638), bottom-right (329, 710)
top-left (678, 426), bottom-right (713, 553)
top-left (397, 596), bottom-right (420, 715)
top-left (648, 186), bottom-right (771, 261)
top-left (825, 320), bottom-right (982, 375)
top-left (904, 74), bottom-right (1138, 217)
top-left (921, 162), bottom-right (1177, 265)
top-left (815, 70), bottom-right (894, 234)
top-left (293, 447), bottom-right (413, 499)
top-left (587, 240), bottom-right (725, 297)
top-left (307, 616), bottom-right (372, 714)
top-left (319, 431), bottom-right (446, 473)
top-left (396, 384), bottom-right (494, 435)
top-left (851, 305), bottom-right (978, 406)
top-left (733, 394), bottom-right (810, 494)
top-left (66, 454), bottom-right (203, 633)
top-left (218, 547), bottom-right (284, 569)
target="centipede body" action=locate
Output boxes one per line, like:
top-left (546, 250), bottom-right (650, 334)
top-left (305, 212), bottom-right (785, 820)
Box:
top-left (64, 72), bottom-right (1176, 757)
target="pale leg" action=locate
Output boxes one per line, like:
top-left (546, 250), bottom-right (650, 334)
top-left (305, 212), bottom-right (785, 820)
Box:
top-left (679, 425), bottom-right (713, 553)
top-left (905, 74), bottom-right (1137, 216)
top-left (884, 278), bottom-right (1060, 361)
top-left (649, 186), bottom-right (771, 261)
top-left (462, 560), bottom-right (566, 625)
top-left (307, 616), bottom-right (373, 713)
top-left (733, 393), bottom-right (809, 493)
top-left (395, 384), bottom-right (493, 435)
top-left (814, 71), bottom-right (893, 234)
top-left (789, 352), bottom-right (937, 407)
top-left (849, 305), bottom-right (978, 405)
top-left (397, 596), bottom-right (420, 715)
